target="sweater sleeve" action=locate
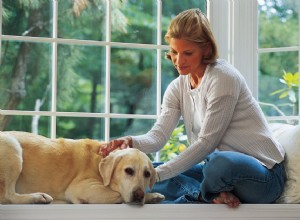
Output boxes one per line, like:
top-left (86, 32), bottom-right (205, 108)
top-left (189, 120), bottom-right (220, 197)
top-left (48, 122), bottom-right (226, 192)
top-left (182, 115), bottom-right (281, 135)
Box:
top-left (131, 80), bottom-right (181, 153)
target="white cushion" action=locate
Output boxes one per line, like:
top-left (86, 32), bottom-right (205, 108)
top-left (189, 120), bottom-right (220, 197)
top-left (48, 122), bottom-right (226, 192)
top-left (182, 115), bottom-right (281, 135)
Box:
top-left (269, 123), bottom-right (300, 203)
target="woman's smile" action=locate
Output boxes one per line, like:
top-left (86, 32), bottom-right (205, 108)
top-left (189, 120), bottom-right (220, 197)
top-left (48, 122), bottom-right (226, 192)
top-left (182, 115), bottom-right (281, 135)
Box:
top-left (177, 65), bottom-right (189, 72)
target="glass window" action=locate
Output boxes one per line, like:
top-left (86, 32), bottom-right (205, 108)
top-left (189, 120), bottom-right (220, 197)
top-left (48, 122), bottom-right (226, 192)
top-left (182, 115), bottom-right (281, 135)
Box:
top-left (58, 0), bottom-right (106, 41)
top-left (110, 48), bottom-right (156, 115)
top-left (0, 41), bottom-right (52, 111)
top-left (2, 115), bottom-right (51, 136)
top-left (258, 0), bottom-right (299, 124)
top-left (57, 44), bottom-right (105, 113)
top-left (258, 0), bottom-right (298, 48)
top-left (1, 0), bottom-right (207, 161)
top-left (111, 1), bottom-right (156, 44)
top-left (56, 117), bottom-right (105, 140)
top-left (110, 118), bottom-right (156, 139)
top-left (2, 0), bottom-right (52, 37)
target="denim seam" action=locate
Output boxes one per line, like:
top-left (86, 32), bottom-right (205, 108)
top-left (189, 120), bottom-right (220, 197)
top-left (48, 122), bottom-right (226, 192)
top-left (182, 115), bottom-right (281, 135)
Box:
top-left (171, 177), bottom-right (201, 201)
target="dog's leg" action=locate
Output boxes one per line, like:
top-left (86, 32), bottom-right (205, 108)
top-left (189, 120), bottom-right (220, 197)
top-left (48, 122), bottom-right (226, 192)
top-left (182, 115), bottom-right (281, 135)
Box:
top-left (144, 192), bottom-right (165, 204)
top-left (65, 179), bottom-right (123, 204)
top-left (0, 133), bottom-right (53, 204)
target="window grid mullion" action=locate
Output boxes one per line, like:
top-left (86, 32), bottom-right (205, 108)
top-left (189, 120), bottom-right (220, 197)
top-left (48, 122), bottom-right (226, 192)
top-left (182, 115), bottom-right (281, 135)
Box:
top-left (155, 0), bottom-right (162, 162)
top-left (259, 46), bottom-right (299, 53)
top-left (298, 2), bottom-right (300, 122)
top-left (51, 0), bottom-right (58, 138)
top-left (0, 0), bottom-right (2, 61)
top-left (156, 0), bottom-right (162, 117)
top-left (105, 0), bottom-right (112, 141)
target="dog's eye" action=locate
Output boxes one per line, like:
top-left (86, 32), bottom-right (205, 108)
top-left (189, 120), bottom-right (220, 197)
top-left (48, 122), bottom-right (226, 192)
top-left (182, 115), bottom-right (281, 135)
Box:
top-left (125, 168), bottom-right (134, 176)
top-left (144, 170), bottom-right (151, 178)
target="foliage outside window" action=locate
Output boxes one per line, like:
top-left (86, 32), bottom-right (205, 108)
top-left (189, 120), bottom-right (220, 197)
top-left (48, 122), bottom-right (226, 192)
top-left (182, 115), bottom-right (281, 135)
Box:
top-left (269, 71), bottom-right (299, 117)
top-left (258, 0), bottom-right (299, 125)
top-left (159, 124), bottom-right (188, 162)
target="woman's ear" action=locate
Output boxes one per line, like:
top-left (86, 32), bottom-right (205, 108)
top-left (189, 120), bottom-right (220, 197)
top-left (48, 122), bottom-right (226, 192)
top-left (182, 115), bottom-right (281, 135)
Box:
top-left (202, 43), bottom-right (212, 61)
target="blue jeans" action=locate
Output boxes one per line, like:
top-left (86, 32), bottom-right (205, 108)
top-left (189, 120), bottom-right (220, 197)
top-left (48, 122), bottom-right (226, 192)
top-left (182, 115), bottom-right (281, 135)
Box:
top-left (151, 151), bottom-right (286, 204)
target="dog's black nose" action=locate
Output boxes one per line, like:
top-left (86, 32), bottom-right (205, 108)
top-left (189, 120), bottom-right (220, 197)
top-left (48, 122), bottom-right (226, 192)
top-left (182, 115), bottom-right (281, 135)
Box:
top-left (133, 188), bottom-right (144, 203)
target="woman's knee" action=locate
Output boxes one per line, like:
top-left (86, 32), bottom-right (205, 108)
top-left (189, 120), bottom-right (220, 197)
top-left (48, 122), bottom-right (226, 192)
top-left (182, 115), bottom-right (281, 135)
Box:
top-left (203, 151), bottom-right (237, 176)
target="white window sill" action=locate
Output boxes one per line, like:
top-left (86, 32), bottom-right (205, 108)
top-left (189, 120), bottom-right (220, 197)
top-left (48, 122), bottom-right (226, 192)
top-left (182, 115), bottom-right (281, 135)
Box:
top-left (1, 204), bottom-right (300, 219)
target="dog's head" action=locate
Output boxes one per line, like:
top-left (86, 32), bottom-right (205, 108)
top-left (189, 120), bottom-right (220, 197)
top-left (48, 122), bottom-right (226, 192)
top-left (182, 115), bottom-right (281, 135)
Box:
top-left (99, 148), bottom-right (156, 204)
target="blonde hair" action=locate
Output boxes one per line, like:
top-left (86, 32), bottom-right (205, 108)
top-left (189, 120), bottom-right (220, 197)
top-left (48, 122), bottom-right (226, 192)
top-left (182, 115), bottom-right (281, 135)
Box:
top-left (164, 8), bottom-right (218, 64)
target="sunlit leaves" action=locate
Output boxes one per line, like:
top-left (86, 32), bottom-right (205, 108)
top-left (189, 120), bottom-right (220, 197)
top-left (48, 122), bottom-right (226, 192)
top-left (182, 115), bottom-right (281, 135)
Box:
top-left (280, 71), bottom-right (299, 88)
top-left (270, 71), bottom-right (298, 103)
top-left (160, 124), bottom-right (188, 162)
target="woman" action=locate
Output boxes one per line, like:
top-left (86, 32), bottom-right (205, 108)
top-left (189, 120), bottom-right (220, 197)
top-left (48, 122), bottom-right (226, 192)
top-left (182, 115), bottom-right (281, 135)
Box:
top-left (101, 8), bottom-right (286, 208)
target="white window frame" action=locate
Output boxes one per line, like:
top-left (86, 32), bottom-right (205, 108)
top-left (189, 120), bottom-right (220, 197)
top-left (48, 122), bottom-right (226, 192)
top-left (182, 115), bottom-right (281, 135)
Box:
top-left (1, 0), bottom-right (299, 136)
top-left (0, 0), bottom-right (168, 140)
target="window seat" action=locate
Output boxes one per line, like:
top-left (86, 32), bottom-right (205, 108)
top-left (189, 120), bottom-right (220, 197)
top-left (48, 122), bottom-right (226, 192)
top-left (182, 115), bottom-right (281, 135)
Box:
top-left (1, 204), bottom-right (300, 220)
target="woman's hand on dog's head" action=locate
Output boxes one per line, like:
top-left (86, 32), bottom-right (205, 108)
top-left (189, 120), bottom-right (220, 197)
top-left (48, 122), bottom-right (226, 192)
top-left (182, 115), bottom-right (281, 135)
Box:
top-left (100, 137), bottom-right (132, 157)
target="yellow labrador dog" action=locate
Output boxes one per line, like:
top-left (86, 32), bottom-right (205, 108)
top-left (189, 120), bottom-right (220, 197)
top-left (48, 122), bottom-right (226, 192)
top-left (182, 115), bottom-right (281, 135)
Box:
top-left (0, 131), bottom-right (165, 204)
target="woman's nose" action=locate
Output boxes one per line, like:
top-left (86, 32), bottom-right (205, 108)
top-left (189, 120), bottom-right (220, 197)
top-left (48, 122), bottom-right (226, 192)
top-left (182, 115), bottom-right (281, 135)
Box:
top-left (175, 54), bottom-right (185, 66)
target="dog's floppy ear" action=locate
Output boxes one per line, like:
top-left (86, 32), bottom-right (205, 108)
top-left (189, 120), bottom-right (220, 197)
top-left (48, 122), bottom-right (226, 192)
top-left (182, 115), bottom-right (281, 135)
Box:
top-left (99, 151), bottom-right (123, 186)
top-left (148, 161), bottom-right (157, 190)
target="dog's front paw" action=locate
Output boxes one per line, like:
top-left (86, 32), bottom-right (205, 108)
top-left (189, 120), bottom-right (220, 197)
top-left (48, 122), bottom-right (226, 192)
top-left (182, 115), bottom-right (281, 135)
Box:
top-left (31, 192), bottom-right (53, 204)
top-left (145, 192), bottom-right (165, 204)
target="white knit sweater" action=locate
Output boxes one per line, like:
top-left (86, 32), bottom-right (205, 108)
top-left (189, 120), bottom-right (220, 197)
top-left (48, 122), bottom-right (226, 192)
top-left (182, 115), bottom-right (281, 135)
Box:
top-left (132, 59), bottom-right (285, 181)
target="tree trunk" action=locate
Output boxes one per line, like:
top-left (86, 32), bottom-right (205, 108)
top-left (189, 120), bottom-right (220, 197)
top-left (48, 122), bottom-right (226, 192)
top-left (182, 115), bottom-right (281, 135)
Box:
top-left (86, 72), bottom-right (100, 137)
top-left (0, 42), bottom-right (29, 130)
top-left (0, 8), bottom-right (44, 131)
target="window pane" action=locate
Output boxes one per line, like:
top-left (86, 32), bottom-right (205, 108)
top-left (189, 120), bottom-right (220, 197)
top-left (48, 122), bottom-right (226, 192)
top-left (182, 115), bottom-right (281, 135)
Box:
top-left (2, 0), bottom-right (52, 37)
top-left (57, 44), bottom-right (105, 113)
top-left (258, 51), bottom-right (299, 117)
top-left (56, 117), bottom-right (104, 140)
top-left (111, 0), bottom-right (157, 44)
top-left (2, 115), bottom-right (51, 136)
top-left (58, 0), bottom-right (106, 41)
top-left (110, 48), bottom-right (156, 115)
top-left (258, 0), bottom-right (299, 48)
top-left (0, 41), bottom-right (52, 111)
top-left (110, 118), bottom-right (155, 139)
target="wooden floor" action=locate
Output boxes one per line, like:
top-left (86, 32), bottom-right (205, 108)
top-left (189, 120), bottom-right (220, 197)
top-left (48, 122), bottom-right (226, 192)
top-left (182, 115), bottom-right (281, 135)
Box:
top-left (1, 204), bottom-right (300, 220)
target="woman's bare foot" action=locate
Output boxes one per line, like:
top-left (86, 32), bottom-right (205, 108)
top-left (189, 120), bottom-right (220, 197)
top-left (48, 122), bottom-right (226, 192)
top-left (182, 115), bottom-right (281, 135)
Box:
top-left (212, 192), bottom-right (240, 208)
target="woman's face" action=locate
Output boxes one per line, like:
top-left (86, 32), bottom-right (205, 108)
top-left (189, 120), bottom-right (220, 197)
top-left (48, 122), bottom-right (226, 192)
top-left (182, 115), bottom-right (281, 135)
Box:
top-left (168, 38), bottom-right (207, 76)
